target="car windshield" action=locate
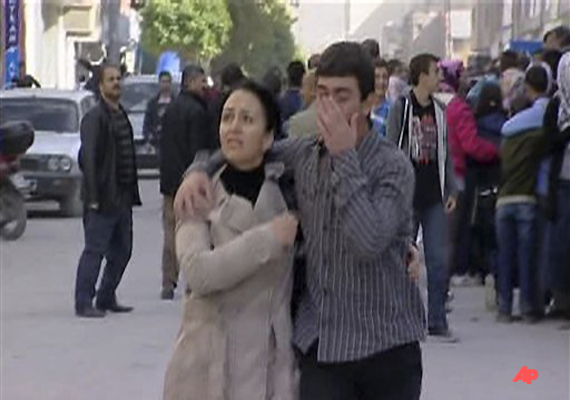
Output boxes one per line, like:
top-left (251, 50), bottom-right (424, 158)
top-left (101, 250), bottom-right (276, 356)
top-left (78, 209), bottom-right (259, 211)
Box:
top-left (122, 80), bottom-right (179, 113)
top-left (0, 98), bottom-right (79, 133)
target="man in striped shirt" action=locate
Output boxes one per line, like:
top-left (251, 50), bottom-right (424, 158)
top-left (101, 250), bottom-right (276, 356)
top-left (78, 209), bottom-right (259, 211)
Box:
top-left (176, 42), bottom-right (426, 399)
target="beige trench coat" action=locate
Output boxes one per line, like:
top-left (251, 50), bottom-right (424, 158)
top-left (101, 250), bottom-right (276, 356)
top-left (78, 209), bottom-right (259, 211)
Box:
top-left (164, 163), bottom-right (297, 400)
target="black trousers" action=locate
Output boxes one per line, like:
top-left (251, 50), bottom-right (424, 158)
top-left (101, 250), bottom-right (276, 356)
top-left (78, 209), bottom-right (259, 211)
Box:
top-left (300, 342), bottom-right (422, 400)
top-left (74, 206), bottom-right (133, 309)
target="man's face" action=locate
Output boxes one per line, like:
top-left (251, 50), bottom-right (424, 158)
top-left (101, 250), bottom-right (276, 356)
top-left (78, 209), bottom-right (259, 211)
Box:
top-left (544, 34), bottom-right (560, 51)
top-left (316, 76), bottom-right (373, 141)
top-left (421, 61), bottom-right (441, 95)
top-left (159, 76), bottom-right (172, 95)
top-left (374, 66), bottom-right (390, 98)
top-left (99, 67), bottom-right (122, 101)
top-left (187, 74), bottom-right (207, 97)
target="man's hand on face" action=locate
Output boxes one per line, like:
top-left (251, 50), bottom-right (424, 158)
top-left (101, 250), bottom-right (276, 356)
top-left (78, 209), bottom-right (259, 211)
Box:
top-left (174, 171), bottom-right (214, 220)
top-left (317, 96), bottom-right (358, 155)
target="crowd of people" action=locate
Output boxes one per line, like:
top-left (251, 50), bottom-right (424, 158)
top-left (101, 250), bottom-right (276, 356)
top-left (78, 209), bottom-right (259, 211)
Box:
top-left (69, 23), bottom-right (570, 400)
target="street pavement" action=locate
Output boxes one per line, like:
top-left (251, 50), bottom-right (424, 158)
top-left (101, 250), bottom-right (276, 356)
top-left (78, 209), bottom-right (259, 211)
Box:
top-left (1, 179), bottom-right (569, 400)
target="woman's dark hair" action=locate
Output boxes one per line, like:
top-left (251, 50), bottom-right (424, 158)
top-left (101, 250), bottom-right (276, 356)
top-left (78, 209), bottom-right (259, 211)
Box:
top-left (316, 41), bottom-right (375, 100)
top-left (224, 79), bottom-right (282, 137)
top-left (475, 82), bottom-right (504, 118)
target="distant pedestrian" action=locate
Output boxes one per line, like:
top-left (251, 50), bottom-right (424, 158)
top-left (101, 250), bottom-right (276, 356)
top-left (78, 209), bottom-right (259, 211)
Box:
top-left (287, 70), bottom-right (318, 138)
top-left (74, 64), bottom-right (141, 318)
top-left (387, 53), bottom-right (459, 342)
top-left (280, 61), bottom-right (306, 122)
top-left (158, 64), bottom-right (216, 300)
top-left (11, 62), bottom-right (41, 88)
top-left (371, 58), bottom-right (392, 137)
top-left (142, 71), bottom-right (175, 149)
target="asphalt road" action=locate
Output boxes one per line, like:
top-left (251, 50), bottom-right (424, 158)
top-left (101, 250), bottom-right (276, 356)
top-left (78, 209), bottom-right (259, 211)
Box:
top-left (1, 179), bottom-right (568, 400)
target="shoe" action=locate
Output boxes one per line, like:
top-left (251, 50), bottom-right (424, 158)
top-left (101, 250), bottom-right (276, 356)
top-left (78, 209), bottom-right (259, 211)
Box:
top-left (522, 312), bottom-right (543, 324)
top-left (428, 328), bottom-right (459, 343)
top-left (96, 300), bottom-right (133, 313)
top-left (75, 305), bottom-right (106, 318)
top-left (451, 274), bottom-right (480, 287)
top-left (496, 313), bottom-right (514, 323)
top-left (161, 288), bottom-right (175, 300)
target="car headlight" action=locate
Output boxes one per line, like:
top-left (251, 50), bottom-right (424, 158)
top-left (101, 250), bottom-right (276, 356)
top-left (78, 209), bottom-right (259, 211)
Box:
top-left (59, 156), bottom-right (72, 172)
top-left (47, 157), bottom-right (60, 172)
top-left (46, 156), bottom-right (73, 172)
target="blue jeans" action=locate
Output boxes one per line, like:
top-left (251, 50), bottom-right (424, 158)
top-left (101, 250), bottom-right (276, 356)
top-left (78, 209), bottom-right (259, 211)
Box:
top-left (495, 203), bottom-right (538, 315)
top-left (415, 202), bottom-right (449, 332)
top-left (74, 206), bottom-right (133, 310)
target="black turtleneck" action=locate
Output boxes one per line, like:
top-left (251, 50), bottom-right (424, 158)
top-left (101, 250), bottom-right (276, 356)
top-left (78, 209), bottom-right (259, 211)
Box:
top-left (220, 163), bottom-right (265, 205)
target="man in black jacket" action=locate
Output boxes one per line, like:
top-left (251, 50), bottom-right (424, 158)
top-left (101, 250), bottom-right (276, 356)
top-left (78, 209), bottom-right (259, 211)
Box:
top-left (74, 64), bottom-right (142, 318)
top-left (159, 64), bottom-right (215, 299)
top-left (142, 71), bottom-right (175, 148)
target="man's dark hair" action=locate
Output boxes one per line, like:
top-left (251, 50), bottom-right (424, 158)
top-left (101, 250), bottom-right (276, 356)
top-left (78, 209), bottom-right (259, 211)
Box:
top-left (307, 54), bottom-right (321, 70)
top-left (159, 70), bottom-right (172, 80)
top-left (99, 63), bottom-right (120, 82)
top-left (525, 65), bottom-right (549, 94)
top-left (374, 58), bottom-right (391, 75)
top-left (409, 53), bottom-right (439, 87)
top-left (544, 25), bottom-right (570, 47)
top-left (500, 50), bottom-right (520, 73)
top-left (287, 61), bottom-right (306, 88)
top-left (225, 79), bottom-right (282, 137)
top-left (181, 64), bottom-right (204, 86)
top-left (220, 63), bottom-right (245, 89)
top-left (316, 41), bottom-right (375, 100)
top-left (475, 82), bottom-right (504, 118)
top-left (362, 39), bottom-right (380, 60)
top-left (262, 66), bottom-right (283, 98)
top-left (541, 49), bottom-right (563, 79)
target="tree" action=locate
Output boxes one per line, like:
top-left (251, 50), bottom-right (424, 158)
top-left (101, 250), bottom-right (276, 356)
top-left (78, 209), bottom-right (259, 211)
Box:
top-left (140, 0), bottom-right (231, 63)
top-left (212, 0), bottom-right (297, 79)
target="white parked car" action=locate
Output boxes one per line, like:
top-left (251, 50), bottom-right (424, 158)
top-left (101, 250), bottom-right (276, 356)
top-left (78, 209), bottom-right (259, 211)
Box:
top-left (0, 89), bottom-right (97, 217)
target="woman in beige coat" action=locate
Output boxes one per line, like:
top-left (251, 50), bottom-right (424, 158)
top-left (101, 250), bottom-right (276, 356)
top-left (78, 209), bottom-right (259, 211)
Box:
top-left (164, 80), bottom-right (299, 400)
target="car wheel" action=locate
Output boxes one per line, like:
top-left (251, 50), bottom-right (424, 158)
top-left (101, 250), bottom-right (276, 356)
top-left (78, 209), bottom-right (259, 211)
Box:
top-left (60, 183), bottom-right (83, 217)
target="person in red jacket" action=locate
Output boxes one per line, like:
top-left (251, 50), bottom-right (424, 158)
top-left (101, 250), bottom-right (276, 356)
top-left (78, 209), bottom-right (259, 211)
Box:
top-left (440, 60), bottom-right (500, 286)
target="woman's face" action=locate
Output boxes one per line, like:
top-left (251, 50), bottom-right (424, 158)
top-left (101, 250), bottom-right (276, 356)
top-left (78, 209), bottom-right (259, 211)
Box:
top-left (220, 90), bottom-right (274, 170)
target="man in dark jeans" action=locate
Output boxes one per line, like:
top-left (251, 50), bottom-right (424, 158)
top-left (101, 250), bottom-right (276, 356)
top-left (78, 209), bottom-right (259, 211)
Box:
top-left (142, 71), bottom-right (174, 149)
top-left (387, 53), bottom-right (459, 342)
top-left (159, 64), bottom-right (215, 300)
top-left (74, 64), bottom-right (142, 318)
top-left (177, 42), bottom-right (425, 400)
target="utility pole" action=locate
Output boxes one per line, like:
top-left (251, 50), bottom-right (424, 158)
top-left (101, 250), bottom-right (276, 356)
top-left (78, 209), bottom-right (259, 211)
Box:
top-left (106, 0), bottom-right (121, 64)
top-left (443, 0), bottom-right (452, 59)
